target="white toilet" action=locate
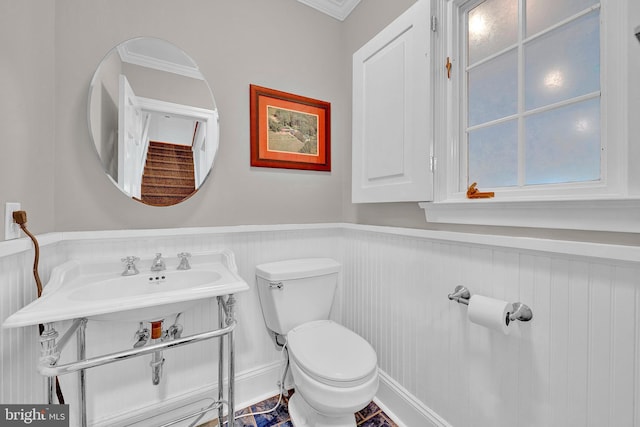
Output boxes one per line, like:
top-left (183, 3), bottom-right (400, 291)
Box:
top-left (256, 258), bottom-right (379, 427)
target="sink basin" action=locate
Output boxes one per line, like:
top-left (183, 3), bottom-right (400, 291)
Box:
top-left (71, 270), bottom-right (223, 301)
top-left (3, 249), bottom-right (249, 327)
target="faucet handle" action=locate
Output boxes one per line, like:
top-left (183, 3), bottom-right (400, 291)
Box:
top-left (133, 322), bottom-right (150, 348)
top-left (177, 252), bottom-right (191, 270)
top-left (121, 256), bottom-right (140, 276)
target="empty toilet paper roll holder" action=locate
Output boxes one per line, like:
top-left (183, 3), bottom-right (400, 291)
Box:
top-left (447, 285), bottom-right (533, 323)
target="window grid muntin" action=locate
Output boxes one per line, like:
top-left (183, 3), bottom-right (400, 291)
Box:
top-left (467, 91), bottom-right (601, 133)
top-left (462, 0), bottom-right (602, 190)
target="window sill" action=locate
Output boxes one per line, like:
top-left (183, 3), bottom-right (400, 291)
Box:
top-left (419, 198), bottom-right (640, 233)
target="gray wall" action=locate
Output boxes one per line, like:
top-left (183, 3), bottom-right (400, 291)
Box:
top-left (0, 1), bottom-right (56, 234)
top-left (53, 0), bottom-right (347, 232)
top-left (1, 0), bottom-right (638, 245)
top-left (0, 0), bottom-right (349, 234)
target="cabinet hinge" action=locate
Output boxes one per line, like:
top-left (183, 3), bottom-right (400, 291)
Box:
top-left (431, 16), bottom-right (438, 32)
top-left (430, 155), bottom-right (436, 172)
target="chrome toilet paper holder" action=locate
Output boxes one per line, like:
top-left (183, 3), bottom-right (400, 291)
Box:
top-left (448, 285), bottom-right (533, 323)
top-left (447, 285), bottom-right (471, 305)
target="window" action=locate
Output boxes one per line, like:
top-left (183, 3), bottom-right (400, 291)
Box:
top-left (422, 0), bottom-right (639, 232)
top-left (465, 0), bottom-right (601, 190)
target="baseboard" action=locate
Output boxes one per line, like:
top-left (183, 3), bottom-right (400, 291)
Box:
top-left (375, 370), bottom-right (451, 427)
top-left (92, 360), bottom-right (285, 427)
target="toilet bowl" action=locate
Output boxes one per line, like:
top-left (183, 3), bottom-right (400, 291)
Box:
top-left (287, 320), bottom-right (378, 426)
top-left (255, 258), bottom-right (379, 427)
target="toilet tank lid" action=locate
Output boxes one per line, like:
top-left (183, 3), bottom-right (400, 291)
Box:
top-left (256, 258), bottom-right (340, 281)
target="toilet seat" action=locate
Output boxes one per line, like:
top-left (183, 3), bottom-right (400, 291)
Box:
top-left (287, 320), bottom-right (377, 388)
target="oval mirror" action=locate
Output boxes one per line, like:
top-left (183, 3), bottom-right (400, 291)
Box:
top-left (88, 37), bottom-right (219, 206)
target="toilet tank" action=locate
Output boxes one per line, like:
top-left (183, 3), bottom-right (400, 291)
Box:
top-left (256, 258), bottom-right (341, 336)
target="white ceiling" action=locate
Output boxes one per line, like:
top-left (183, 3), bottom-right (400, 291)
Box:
top-left (296, 0), bottom-right (361, 21)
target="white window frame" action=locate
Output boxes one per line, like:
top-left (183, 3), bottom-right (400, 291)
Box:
top-left (420, 0), bottom-right (640, 232)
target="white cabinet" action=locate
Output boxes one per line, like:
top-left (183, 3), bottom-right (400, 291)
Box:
top-left (352, 0), bottom-right (433, 203)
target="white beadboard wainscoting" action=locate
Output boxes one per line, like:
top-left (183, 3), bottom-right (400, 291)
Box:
top-left (342, 227), bottom-right (640, 427)
top-left (0, 241), bottom-right (65, 406)
top-left (0, 224), bottom-right (638, 427)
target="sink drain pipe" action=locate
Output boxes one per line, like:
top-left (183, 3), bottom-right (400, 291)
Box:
top-left (150, 320), bottom-right (166, 385)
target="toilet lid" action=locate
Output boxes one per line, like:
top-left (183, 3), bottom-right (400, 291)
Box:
top-left (287, 320), bottom-right (377, 385)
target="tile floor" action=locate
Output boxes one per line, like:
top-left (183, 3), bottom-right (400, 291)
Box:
top-left (197, 390), bottom-right (398, 427)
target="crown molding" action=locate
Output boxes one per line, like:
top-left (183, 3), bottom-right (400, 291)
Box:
top-left (297, 0), bottom-right (361, 21)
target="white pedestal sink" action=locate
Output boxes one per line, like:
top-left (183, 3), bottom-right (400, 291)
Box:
top-left (3, 248), bottom-right (249, 427)
top-left (3, 249), bottom-right (249, 327)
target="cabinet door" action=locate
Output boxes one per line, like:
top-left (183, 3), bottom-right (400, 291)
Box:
top-left (352, 0), bottom-right (433, 203)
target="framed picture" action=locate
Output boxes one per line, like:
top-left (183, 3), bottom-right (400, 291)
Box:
top-left (250, 84), bottom-right (331, 171)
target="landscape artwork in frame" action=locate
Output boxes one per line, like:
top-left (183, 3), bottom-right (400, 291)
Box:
top-left (250, 84), bottom-right (331, 171)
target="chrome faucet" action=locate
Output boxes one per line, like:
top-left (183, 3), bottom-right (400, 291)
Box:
top-left (177, 252), bottom-right (191, 270)
top-left (150, 253), bottom-right (166, 272)
top-left (121, 256), bottom-right (140, 276)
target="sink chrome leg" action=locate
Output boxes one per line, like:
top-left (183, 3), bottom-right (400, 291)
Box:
top-left (77, 319), bottom-right (87, 427)
top-left (216, 294), bottom-right (236, 426)
top-left (226, 295), bottom-right (236, 427)
top-left (228, 327), bottom-right (235, 427)
top-left (217, 297), bottom-right (225, 426)
top-left (46, 377), bottom-right (55, 405)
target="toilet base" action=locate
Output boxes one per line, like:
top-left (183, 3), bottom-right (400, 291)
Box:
top-left (289, 393), bottom-right (357, 427)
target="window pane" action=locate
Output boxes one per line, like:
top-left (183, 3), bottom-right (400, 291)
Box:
top-left (468, 50), bottom-right (517, 127)
top-left (468, 120), bottom-right (518, 188)
top-left (468, 0), bottom-right (518, 64)
top-left (526, 0), bottom-right (599, 37)
top-left (525, 98), bottom-right (600, 185)
top-left (525, 10), bottom-right (600, 111)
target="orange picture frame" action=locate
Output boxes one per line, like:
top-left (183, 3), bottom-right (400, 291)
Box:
top-left (250, 84), bottom-right (331, 171)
